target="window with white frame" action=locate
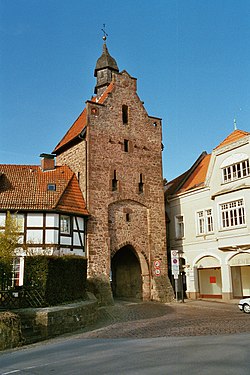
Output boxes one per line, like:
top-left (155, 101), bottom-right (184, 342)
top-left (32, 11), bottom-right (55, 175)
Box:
top-left (197, 209), bottom-right (214, 235)
top-left (60, 215), bottom-right (71, 234)
top-left (12, 257), bottom-right (24, 287)
top-left (175, 215), bottom-right (184, 239)
top-left (220, 199), bottom-right (245, 229)
top-left (222, 159), bottom-right (250, 183)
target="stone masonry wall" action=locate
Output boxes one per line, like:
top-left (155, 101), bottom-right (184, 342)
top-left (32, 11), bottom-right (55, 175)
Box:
top-left (56, 141), bottom-right (87, 200)
top-left (56, 70), bottom-right (173, 302)
top-left (85, 71), bottom-right (173, 302)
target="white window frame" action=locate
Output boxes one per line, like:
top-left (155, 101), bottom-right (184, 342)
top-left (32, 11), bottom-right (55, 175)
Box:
top-left (196, 209), bottom-right (214, 235)
top-left (11, 257), bottom-right (24, 287)
top-left (175, 215), bottom-right (184, 239)
top-left (60, 215), bottom-right (71, 234)
top-left (219, 198), bottom-right (246, 230)
top-left (222, 159), bottom-right (250, 184)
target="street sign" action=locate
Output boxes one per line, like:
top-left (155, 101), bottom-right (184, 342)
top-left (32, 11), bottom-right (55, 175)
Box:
top-left (171, 250), bottom-right (179, 276)
top-left (154, 269), bottom-right (161, 276)
top-left (153, 260), bottom-right (161, 268)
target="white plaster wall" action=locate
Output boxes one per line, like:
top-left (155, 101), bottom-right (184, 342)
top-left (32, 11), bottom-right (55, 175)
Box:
top-left (168, 136), bottom-right (250, 298)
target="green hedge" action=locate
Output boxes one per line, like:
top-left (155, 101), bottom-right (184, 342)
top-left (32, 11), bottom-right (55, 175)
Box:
top-left (24, 256), bottom-right (87, 306)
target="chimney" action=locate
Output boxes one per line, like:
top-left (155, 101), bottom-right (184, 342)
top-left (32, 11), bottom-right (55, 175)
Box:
top-left (40, 153), bottom-right (56, 171)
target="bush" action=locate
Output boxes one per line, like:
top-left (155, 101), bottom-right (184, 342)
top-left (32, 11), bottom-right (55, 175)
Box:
top-left (45, 256), bottom-right (87, 305)
top-left (24, 256), bottom-right (87, 306)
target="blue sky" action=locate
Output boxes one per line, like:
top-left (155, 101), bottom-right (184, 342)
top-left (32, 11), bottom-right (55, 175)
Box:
top-left (1, 0), bottom-right (249, 181)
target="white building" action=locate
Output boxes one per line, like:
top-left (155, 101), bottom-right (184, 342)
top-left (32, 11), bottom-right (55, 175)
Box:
top-left (165, 129), bottom-right (250, 301)
top-left (0, 154), bottom-right (88, 288)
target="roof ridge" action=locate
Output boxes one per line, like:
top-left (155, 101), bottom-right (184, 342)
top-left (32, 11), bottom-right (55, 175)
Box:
top-left (215, 129), bottom-right (249, 150)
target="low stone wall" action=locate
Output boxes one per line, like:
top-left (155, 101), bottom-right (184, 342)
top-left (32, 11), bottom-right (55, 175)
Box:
top-left (0, 311), bottom-right (22, 351)
top-left (0, 293), bottom-right (98, 350)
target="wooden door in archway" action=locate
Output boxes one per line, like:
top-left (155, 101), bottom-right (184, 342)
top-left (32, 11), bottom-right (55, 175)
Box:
top-left (111, 245), bottom-right (142, 299)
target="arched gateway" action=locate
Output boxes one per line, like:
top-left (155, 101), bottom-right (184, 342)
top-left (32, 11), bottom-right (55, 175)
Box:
top-left (111, 244), bottom-right (150, 300)
top-left (111, 245), bottom-right (142, 299)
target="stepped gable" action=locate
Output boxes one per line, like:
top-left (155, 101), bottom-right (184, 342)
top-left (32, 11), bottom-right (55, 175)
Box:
top-left (53, 82), bottom-right (114, 154)
top-left (0, 164), bottom-right (88, 215)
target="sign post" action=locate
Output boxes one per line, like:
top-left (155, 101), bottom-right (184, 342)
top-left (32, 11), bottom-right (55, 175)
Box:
top-left (171, 250), bottom-right (179, 302)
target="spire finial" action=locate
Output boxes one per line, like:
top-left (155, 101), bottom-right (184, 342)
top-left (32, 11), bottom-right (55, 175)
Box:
top-left (101, 24), bottom-right (108, 42)
top-left (233, 118), bottom-right (237, 131)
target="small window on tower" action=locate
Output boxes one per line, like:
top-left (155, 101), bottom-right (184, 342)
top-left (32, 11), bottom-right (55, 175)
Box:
top-left (112, 170), bottom-right (118, 191)
top-left (124, 139), bottom-right (129, 152)
top-left (122, 105), bottom-right (128, 124)
top-left (139, 173), bottom-right (144, 193)
top-left (126, 213), bottom-right (130, 222)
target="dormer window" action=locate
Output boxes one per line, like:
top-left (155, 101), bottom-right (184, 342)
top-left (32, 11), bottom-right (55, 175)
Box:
top-left (47, 183), bottom-right (56, 191)
top-left (221, 154), bottom-right (250, 183)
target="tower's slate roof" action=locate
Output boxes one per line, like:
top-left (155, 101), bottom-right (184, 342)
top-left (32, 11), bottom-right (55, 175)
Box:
top-left (94, 43), bottom-right (119, 76)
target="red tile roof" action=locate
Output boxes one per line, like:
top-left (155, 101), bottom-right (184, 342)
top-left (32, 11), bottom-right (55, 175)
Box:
top-left (178, 154), bottom-right (211, 193)
top-left (165, 129), bottom-right (249, 197)
top-left (165, 152), bottom-right (210, 196)
top-left (53, 82), bottom-right (114, 154)
top-left (0, 164), bottom-right (88, 216)
top-left (215, 129), bottom-right (249, 149)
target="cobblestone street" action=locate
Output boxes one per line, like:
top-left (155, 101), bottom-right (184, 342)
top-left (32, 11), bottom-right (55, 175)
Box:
top-left (79, 299), bottom-right (250, 339)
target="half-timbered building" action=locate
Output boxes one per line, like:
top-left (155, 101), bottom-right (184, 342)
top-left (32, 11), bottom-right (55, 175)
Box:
top-left (0, 154), bottom-right (88, 287)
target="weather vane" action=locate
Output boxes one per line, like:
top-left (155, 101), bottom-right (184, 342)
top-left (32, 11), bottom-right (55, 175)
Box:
top-left (234, 118), bottom-right (237, 131)
top-left (101, 24), bottom-right (108, 41)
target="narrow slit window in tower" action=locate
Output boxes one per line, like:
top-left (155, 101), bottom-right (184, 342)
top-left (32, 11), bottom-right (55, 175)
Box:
top-left (124, 139), bottom-right (129, 152)
top-left (122, 105), bottom-right (128, 124)
top-left (112, 170), bottom-right (118, 191)
top-left (139, 173), bottom-right (144, 193)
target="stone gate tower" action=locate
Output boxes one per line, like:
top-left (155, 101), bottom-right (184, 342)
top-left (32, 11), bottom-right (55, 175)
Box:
top-left (53, 41), bottom-right (173, 303)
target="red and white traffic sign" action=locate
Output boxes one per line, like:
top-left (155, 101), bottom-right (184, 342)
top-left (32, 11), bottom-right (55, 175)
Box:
top-left (171, 250), bottom-right (179, 276)
top-left (153, 260), bottom-right (161, 268)
top-left (154, 269), bottom-right (161, 276)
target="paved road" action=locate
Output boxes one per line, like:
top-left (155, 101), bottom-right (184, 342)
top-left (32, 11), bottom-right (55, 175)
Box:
top-left (1, 333), bottom-right (250, 374)
top-left (1, 299), bottom-right (250, 374)
top-left (79, 299), bottom-right (250, 338)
